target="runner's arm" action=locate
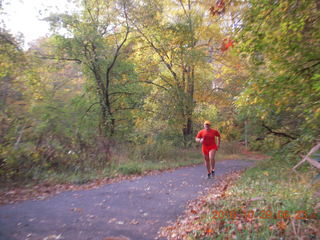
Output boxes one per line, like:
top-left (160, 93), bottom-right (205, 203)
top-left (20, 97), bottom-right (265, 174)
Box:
top-left (217, 135), bottom-right (221, 149)
top-left (196, 131), bottom-right (203, 143)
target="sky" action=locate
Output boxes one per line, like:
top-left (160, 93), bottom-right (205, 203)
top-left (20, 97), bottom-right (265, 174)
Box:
top-left (1, 0), bottom-right (77, 48)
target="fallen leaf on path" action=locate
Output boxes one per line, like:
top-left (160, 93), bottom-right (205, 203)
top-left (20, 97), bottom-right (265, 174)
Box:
top-left (129, 219), bottom-right (139, 225)
top-left (43, 234), bottom-right (63, 240)
top-left (146, 219), bottom-right (159, 225)
top-left (103, 237), bottom-right (129, 240)
top-left (108, 218), bottom-right (117, 223)
top-left (190, 209), bottom-right (197, 214)
top-left (71, 208), bottom-right (83, 212)
top-left (87, 214), bottom-right (95, 219)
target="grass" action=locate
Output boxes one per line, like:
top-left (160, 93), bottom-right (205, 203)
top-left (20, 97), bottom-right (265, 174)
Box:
top-left (186, 154), bottom-right (320, 239)
top-left (111, 142), bottom-right (250, 177)
top-left (1, 146), bottom-right (212, 204)
top-left (1, 141), bottom-right (247, 190)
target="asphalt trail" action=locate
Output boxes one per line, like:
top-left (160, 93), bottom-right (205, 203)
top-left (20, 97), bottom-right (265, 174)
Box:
top-left (0, 160), bottom-right (253, 240)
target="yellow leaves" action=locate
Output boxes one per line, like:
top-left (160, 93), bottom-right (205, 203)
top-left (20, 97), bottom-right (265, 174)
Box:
top-left (34, 93), bottom-right (44, 100)
top-left (315, 108), bottom-right (320, 118)
top-left (251, 97), bottom-right (258, 104)
top-left (260, 111), bottom-right (268, 120)
top-left (280, 1), bottom-right (289, 12)
top-left (274, 100), bottom-right (282, 107)
top-left (221, 118), bottom-right (237, 128)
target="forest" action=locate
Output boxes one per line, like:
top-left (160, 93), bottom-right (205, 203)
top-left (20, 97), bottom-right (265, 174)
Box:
top-left (1, 0), bottom-right (319, 185)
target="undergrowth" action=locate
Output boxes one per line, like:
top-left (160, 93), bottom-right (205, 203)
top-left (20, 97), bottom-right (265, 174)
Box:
top-left (0, 141), bottom-right (244, 190)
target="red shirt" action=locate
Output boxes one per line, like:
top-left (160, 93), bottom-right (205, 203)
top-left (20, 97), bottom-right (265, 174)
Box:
top-left (196, 129), bottom-right (220, 147)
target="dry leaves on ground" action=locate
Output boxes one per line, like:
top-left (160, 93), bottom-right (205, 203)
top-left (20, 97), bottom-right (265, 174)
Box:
top-left (158, 171), bottom-right (242, 240)
top-left (158, 171), bottom-right (320, 240)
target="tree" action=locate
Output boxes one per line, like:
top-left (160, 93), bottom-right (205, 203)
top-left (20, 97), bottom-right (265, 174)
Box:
top-left (0, 21), bottom-right (28, 151)
top-left (129, 0), bottom-right (215, 145)
top-left (236, 0), bottom-right (320, 149)
top-left (45, 0), bottom-right (138, 137)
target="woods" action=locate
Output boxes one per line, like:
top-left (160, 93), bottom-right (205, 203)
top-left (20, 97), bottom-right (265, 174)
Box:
top-left (0, 0), bottom-right (319, 185)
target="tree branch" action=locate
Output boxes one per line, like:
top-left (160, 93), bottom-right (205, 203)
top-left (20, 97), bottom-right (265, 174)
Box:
top-left (131, 22), bottom-right (180, 86)
top-left (105, 3), bottom-right (130, 87)
top-left (262, 123), bottom-right (296, 140)
top-left (141, 81), bottom-right (169, 90)
top-left (109, 91), bottom-right (134, 96)
top-left (298, 59), bottom-right (320, 73)
top-left (81, 102), bottom-right (100, 120)
top-left (37, 54), bottom-right (82, 64)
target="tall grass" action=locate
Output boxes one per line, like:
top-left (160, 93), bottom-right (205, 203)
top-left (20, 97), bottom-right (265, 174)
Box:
top-left (1, 140), bottom-right (248, 189)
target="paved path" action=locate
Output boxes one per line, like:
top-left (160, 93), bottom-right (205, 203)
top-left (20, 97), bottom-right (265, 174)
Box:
top-left (0, 160), bottom-right (253, 240)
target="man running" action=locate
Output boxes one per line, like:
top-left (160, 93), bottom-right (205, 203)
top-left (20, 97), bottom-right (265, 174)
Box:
top-left (195, 120), bottom-right (221, 179)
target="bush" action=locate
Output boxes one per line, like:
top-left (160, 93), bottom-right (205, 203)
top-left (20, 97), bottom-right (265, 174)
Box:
top-left (219, 140), bottom-right (243, 155)
top-left (118, 162), bottom-right (143, 175)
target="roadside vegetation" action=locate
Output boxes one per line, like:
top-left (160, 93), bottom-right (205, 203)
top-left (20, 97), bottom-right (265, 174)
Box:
top-left (160, 150), bottom-right (320, 239)
top-left (0, 141), bottom-right (251, 205)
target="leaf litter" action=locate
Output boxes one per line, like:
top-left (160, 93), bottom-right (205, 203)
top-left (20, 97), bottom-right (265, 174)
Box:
top-left (158, 170), bottom-right (320, 240)
top-left (158, 171), bottom-right (242, 240)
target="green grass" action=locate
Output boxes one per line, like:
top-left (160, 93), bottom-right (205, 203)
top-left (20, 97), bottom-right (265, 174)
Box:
top-left (0, 142), bottom-right (248, 190)
top-left (111, 142), bottom-right (247, 177)
top-left (0, 147), bottom-right (205, 189)
top-left (188, 154), bottom-right (320, 239)
top-left (113, 147), bottom-right (204, 175)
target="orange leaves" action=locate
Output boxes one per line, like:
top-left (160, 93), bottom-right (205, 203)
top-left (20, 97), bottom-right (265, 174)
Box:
top-left (205, 228), bottom-right (214, 234)
top-left (277, 220), bottom-right (287, 231)
top-left (221, 38), bottom-right (234, 52)
top-left (190, 209), bottom-right (197, 214)
top-left (221, 182), bottom-right (230, 198)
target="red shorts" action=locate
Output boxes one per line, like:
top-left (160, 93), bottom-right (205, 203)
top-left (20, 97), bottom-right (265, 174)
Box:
top-left (202, 145), bottom-right (217, 156)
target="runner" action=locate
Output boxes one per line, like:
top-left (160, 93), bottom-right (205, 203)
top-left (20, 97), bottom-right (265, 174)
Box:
top-left (195, 120), bottom-right (221, 179)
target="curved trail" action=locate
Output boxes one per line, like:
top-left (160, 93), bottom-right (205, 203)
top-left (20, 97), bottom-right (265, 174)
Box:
top-left (0, 160), bottom-right (253, 240)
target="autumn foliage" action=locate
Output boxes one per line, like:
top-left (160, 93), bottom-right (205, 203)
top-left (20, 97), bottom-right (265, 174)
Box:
top-left (221, 38), bottom-right (234, 52)
top-left (209, 0), bottom-right (226, 16)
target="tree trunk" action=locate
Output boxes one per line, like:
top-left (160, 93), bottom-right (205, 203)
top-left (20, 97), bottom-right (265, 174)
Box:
top-left (182, 67), bottom-right (195, 147)
top-left (98, 103), bottom-right (108, 136)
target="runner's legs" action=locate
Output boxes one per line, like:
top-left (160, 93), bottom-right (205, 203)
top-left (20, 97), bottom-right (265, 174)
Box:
top-left (209, 150), bottom-right (216, 171)
top-left (203, 154), bottom-right (211, 174)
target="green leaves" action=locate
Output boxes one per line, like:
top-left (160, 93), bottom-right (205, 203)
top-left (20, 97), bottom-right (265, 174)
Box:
top-left (235, 0), bottom-right (320, 150)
